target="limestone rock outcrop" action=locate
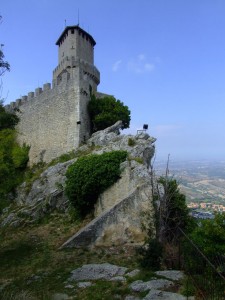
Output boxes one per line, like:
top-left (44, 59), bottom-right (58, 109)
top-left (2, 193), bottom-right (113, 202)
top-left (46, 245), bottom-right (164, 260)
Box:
top-left (1, 160), bottom-right (76, 227)
top-left (0, 122), bottom-right (156, 247)
top-left (69, 263), bottom-right (128, 281)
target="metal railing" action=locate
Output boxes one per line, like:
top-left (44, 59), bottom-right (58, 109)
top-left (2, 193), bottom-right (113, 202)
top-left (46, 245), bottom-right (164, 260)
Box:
top-left (178, 227), bottom-right (225, 299)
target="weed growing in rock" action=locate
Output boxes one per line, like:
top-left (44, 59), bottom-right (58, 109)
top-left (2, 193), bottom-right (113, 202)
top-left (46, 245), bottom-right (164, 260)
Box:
top-left (128, 137), bottom-right (136, 146)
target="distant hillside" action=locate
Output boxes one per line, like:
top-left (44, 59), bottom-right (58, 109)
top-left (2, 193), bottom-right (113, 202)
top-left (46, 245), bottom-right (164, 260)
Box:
top-left (155, 160), bottom-right (225, 211)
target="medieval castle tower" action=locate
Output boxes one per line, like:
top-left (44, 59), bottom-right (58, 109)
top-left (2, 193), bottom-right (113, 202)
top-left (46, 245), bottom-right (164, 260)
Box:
top-left (5, 26), bottom-right (101, 164)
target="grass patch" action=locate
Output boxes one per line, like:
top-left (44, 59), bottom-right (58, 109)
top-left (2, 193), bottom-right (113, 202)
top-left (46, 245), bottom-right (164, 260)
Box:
top-left (23, 162), bottom-right (47, 194)
top-left (128, 156), bottom-right (144, 164)
top-left (180, 276), bottom-right (197, 297)
top-left (126, 269), bottom-right (155, 284)
top-left (0, 237), bottom-right (40, 268)
top-left (0, 214), bottom-right (189, 299)
top-left (0, 213), bottom-right (141, 299)
top-left (75, 281), bottom-right (130, 300)
top-left (0, 290), bottom-right (39, 300)
top-left (47, 151), bottom-right (77, 167)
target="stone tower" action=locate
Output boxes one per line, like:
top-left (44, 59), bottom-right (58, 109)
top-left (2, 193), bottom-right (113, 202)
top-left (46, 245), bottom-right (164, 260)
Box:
top-left (6, 25), bottom-right (100, 164)
top-left (53, 25), bottom-right (99, 87)
top-left (52, 25), bottom-right (100, 148)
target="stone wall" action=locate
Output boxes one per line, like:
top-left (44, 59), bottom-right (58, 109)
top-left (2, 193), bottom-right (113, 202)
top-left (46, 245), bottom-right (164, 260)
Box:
top-left (4, 25), bottom-right (101, 165)
top-left (5, 61), bottom-right (100, 165)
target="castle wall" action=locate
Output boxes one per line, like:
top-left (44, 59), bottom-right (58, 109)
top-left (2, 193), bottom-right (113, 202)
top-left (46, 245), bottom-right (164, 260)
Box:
top-left (6, 61), bottom-right (100, 165)
top-left (14, 81), bottom-right (80, 164)
top-left (5, 26), bottom-right (101, 165)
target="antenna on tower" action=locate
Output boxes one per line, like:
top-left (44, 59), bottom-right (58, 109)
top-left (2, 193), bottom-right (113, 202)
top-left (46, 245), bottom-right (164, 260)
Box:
top-left (78, 9), bottom-right (80, 26)
top-left (64, 19), bottom-right (67, 28)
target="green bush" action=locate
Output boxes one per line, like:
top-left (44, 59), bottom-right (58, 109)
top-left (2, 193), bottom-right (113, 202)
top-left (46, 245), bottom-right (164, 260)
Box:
top-left (65, 151), bottom-right (127, 217)
top-left (12, 143), bottom-right (30, 169)
top-left (0, 102), bottom-right (19, 130)
top-left (0, 105), bottom-right (29, 208)
top-left (188, 212), bottom-right (225, 259)
top-left (0, 129), bottom-right (29, 205)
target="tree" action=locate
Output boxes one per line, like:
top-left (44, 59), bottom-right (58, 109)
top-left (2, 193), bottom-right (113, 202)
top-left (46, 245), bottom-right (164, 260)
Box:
top-left (0, 49), bottom-right (10, 77)
top-left (0, 102), bottom-right (19, 130)
top-left (0, 104), bottom-right (29, 212)
top-left (0, 17), bottom-right (28, 210)
top-left (190, 213), bottom-right (225, 259)
top-left (138, 157), bottom-right (195, 270)
top-left (157, 176), bottom-right (192, 243)
top-left (0, 128), bottom-right (29, 205)
top-left (88, 94), bottom-right (131, 133)
top-left (0, 15), bottom-right (10, 103)
top-left (0, 16), bottom-right (10, 77)
top-left (181, 212), bottom-right (225, 289)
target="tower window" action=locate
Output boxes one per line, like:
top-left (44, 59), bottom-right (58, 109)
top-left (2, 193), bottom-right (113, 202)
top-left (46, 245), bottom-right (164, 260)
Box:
top-left (71, 29), bottom-right (74, 34)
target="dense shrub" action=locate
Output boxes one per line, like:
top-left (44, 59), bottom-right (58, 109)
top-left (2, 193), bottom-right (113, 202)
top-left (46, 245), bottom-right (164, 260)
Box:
top-left (65, 151), bottom-right (127, 217)
top-left (189, 212), bottom-right (225, 259)
top-left (0, 106), bottom-right (19, 130)
top-left (0, 129), bottom-right (29, 200)
top-left (0, 104), bottom-right (29, 210)
top-left (138, 238), bottom-right (163, 270)
top-left (138, 176), bottom-right (194, 270)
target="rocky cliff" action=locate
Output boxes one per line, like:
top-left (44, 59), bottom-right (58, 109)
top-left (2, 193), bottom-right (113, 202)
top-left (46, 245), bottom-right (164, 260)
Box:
top-left (0, 121), bottom-right (156, 248)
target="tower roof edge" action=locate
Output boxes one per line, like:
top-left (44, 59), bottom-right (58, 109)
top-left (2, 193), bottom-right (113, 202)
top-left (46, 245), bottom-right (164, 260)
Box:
top-left (56, 25), bottom-right (96, 46)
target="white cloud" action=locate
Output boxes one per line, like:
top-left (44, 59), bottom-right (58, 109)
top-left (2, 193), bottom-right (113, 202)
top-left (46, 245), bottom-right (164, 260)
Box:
top-left (112, 55), bottom-right (160, 74)
top-left (127, 54), bottom-right (155, 74)
top-left (144, 63), bottom-right (155, 72)
top-left (138, 54), bottom-right (145, 61)
top-left (112, 60), bottom-right (122, 72)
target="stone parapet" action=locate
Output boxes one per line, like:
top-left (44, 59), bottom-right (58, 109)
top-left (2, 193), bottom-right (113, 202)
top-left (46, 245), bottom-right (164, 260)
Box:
top-left (5, 83), bottom-right (52, 112)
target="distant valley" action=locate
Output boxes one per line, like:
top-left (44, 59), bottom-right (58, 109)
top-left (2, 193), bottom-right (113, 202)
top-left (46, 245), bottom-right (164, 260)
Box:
top-left (155, 160), bottom-right (225, 212)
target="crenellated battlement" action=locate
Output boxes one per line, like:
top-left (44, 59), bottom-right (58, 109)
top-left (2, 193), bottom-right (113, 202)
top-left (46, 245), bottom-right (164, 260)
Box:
top-left (53, 56), bottom-right (100, 86)
top-left (5, 82), bottom-right (52, 112)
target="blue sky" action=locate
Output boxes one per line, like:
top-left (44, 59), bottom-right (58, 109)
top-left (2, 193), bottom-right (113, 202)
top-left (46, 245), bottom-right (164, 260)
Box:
top-left (1, 0), bottom-right (225, 161)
